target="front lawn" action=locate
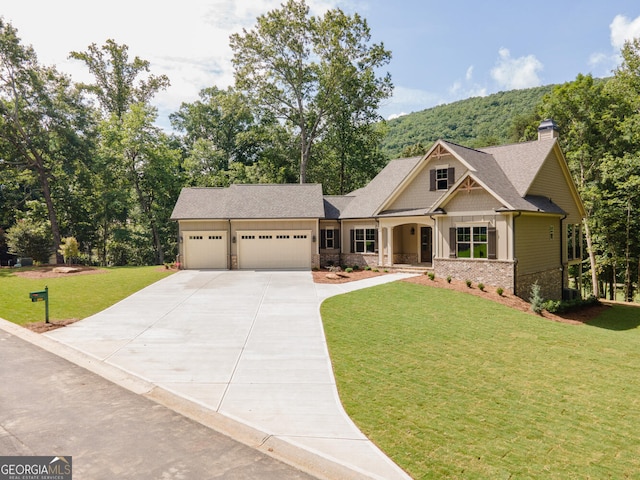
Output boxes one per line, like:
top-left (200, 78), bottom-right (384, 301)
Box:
top-left (321, 281), bottom-right (640, 479)
top-left (0, 266), bottom-right (174, 326)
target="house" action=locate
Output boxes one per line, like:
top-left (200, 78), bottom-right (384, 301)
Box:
top-left (171, 120), bottom-right (586, 300)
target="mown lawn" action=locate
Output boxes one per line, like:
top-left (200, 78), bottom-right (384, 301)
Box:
top-left (0, 266), bottom-right (174, 325)
top-left (321, 281), bottom-right (640, 479)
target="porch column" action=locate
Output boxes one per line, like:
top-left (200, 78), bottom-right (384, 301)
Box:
top-left (378, 227), bottom-right (384, 266)
top-left (387, 226), bottom-right (394, 266)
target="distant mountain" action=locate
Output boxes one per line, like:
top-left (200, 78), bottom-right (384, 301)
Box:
top-left (381, 85), bottom-right (556, 159)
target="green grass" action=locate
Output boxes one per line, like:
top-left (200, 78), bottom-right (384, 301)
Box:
top-left (321, 282), bottom-right (640, 479)
top-left (0, 266), bottom-right (174, 325)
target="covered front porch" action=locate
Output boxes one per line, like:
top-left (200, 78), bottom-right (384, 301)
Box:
top-left (377, 217), bottom-right (435, 268)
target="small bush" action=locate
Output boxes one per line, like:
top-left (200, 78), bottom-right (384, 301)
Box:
top-left (465, 279), bottom-right (472, 288)
top-left (352, 265), bottom-right (360, 271)
top-left (478, 283), bottom-right (485, 291)
top-left (373, 268), bottom-right (379, 272)
top-left (496, 287), bottom-right (504, 296)
top-left (530, 282), bottom-right (545, 314)
top-left (446, 276), bottom-right (452, 284)
top-left (428, 272), bottom-right (435, 281)
top-left (364, 265), bottom-right (372, 271)
top-left (543, 295), bottom-right (600, 314)
top-left (345, 267), bottom-right (354, 273)
top-left (384, 269), bottom-right (389, 273)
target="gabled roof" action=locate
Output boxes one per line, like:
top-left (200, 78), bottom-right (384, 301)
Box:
top-left (436, 140), bottom-right (564, 213)
top-left (479, 139), bottom-right (555, 197)
top-left (171, 184), bottom-right (325, 220)
top-left (339, 156), bottom-right (422, 219)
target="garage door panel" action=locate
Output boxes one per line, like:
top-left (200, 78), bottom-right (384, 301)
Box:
top-left (184, 231), bottom-right (227, 269)
top-left (238, 230), bottom-right (311, 269)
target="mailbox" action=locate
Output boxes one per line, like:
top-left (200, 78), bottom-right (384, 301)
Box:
top-left (29, 286), bottom-right (49, 323)
top-left (30, 290), bottom-right (48, 302)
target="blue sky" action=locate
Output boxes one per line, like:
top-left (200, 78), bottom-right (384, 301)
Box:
top-left (3, 1), bottom-right (640, 127)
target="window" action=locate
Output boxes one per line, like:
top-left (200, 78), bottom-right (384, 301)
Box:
top-left (456, 226), bottom-right (488, 258)
top-left (325, 229), bottom-right (334, 249)
top-left (353, 228), bottom-right (376, 253)
top-left (320, 228), bottom-right (340, 249)
top-left (430, 166), bottom-right (455, 191)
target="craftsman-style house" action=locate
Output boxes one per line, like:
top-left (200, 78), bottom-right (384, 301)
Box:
top-left (171, 120), bottom-right (585, 300)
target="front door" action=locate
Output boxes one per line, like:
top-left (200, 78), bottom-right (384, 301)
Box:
top-left (420, 227), bottom-right (432, 263)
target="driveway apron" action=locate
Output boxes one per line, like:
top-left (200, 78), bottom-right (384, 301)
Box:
top-left (46, 270), bottom-right (414, 480)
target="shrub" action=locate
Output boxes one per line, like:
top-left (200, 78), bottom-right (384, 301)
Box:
top-left (384, 269), bottom-right (389, 273)
top-left (373, 268), bottom-right (379, 272)
top-left (345, 267), bottom-right (354, 273)
top-left (530, 282), bottom-right (545, 314)
top-left (478, 283), bottom-right (485, 291)
top-left (6, 218), bottom-right (53, 264)
top-left (352, 265), bottom-right (360, 271)
top-left (446, 276), bottom-right (452, 284)
top-left (543, 296), bottom-right (600, 314)
top-left (465, 279), bottom-right (472, 288)
top-left (428, 272), bottom-right (435, 281)
top-left (364, 265), bottom-right (372, 271)
top-left (496, 287), bottom-right (504, 296)
top-left (58, 236), bottom-right (80, 264)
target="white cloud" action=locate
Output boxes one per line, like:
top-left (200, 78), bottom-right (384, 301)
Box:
top-left (465, 65), bottom-right (474, 82)
top-left (2, 0), bottom-right (345, 129)
top-left (610, 14), bottom-right (640, 49)
top-left (490, 47), bottom-right (543, 89)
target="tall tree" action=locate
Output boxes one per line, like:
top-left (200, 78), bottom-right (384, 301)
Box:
top-left (0, 19), bottom-right (94, 263)
top-left (230, 0), bottom-right (392, 183)
top-left (69, 39), bottom-right (170, 120)
top-left (100, 104), bottom-right (182, 264)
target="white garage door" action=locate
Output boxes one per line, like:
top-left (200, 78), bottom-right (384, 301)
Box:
top-left (184, 231), bottom-right (227, 269)
top-left (238, 230), bottom-right (311, 269)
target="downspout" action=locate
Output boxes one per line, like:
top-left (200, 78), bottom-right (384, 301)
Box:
top-left (512, 212), bottom-right (522, 296)
top-left (559, 214), bottom-right (567, 299)
top-left (228, 219), bottom-right (232, 270)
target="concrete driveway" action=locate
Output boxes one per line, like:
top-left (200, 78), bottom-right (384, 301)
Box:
top-left (45, 270), bottom-right (415, 480)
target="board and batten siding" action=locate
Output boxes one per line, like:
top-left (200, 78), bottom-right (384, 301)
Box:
top-left (527, 150), bottom-right (582, 222)
top-left (438, 214), bottom-right (511, 261)
top-left (515, 214), bottom-right (561, 274)
top-left (386, 155), bottom-right (466, 211)
top-left (444, 188), bottom-right (503, 213)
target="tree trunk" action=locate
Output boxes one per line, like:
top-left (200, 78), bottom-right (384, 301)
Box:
top-left (33, 156), bottom-right (63, 264)
top-left (583, 218), bottom-right (599, 297)
top-left (624, 198), bottom-right (633, 302)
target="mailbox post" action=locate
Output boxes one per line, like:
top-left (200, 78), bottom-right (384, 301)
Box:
top-left (29, 286), bottom-right (49, 323)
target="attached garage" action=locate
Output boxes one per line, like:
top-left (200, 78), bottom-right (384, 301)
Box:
top-left (183, 231), bottom-right (227, 269)
top-left (238, 230), bottom-right (311, 269)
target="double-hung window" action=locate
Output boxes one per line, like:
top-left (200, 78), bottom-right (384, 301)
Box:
top-left (456, 226), bottom-right (488, 258)
top-left (353, 228), bottom-right (376, 253)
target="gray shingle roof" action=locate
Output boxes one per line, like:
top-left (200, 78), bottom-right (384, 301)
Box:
top-left (171, 138), bottom-right (568, 221)
top-left (171, 184), bottom-right (325, 220)
top-left (339, 156), bottom-right (422, 218)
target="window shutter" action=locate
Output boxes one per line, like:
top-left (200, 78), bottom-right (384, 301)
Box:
top-left (335, 229), bottom-right (340, 249)
top-left (350, 229), bottom-right (355, 253)
top-left (449, 227), bottom-right (457, 258)
top-left (447, 167), bottom-right (455, 188)
top-left (429, 169), bottom-right (436, 191)
top-left (488, 227), bottom-right (497, 259)
top-left (320, 230), bottom-right (326, 249)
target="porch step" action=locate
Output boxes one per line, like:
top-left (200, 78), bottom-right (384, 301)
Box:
top-left (388, 264), bottom-right (433, 275)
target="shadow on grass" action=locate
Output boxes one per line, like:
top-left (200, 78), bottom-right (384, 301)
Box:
top-left (585, 302), bottom-right (640, 331)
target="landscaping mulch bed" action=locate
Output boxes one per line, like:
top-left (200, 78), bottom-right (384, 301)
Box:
top-left (11, 265), bottom-right (107, 279)
top-left (312, 268), bottom-right (609, 324)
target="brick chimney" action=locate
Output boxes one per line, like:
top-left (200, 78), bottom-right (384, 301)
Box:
top-left (538, 118), bottom-right (559, 140)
